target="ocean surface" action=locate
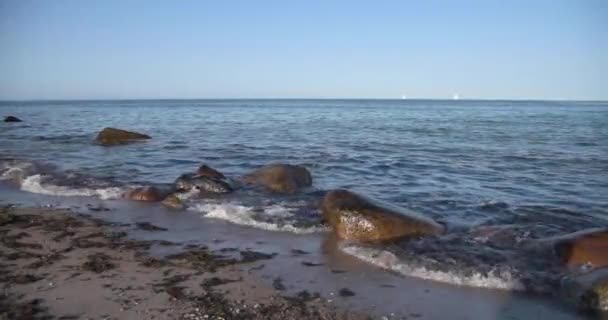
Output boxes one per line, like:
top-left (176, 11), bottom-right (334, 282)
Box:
top-left (1, 99), bottom-right (608, 297)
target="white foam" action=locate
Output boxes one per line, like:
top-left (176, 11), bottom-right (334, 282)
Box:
top-left (20, 174), bottom-right (124, 200)
top-left (340, 244), bottom-right (525, 291)
top-left (190, 202), bottom-right (327, 234)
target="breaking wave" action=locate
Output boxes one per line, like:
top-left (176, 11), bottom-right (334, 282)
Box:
top-left (190, 202), bottom-right (328, 234)
top-left (340, 244), bottom-right (526, 290)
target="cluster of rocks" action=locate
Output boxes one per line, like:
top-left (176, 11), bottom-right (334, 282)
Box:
top-left (11, 125), bottom-right (608, 312)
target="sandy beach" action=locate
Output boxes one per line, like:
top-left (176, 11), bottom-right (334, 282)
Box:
top-left (0, 205), bottom-right (369, 320)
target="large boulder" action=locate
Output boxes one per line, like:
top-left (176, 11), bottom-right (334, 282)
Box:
top-left (175, 173), bottom-right (232, 193)
top-left (95, 127), bottom-right (151, 146)
top-left (241, 164), bottom-right (312, 193)
top-left (4, 116), bottom-right (22, 122)
top-left (196, 164), bottom-right (226, 180)
top-left (553, 228), bottom-right (608, 268)
top-left (561, 268), bottom-right (608, 312)
top-left (124, 186), bottom-right (164, 202)
top-left (320, 190), bottom-right (444, 242)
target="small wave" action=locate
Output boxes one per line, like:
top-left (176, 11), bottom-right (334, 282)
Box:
top-left (190, 202), bottom-right (327, 234)
top-left (21, 174), bottom-right (125, 200)
top-left (340, 244), bottom-right (525, 291)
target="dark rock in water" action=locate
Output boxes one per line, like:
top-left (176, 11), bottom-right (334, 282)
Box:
top-left (161, 193), bottom-right (185, 210)
top-left (338, 288), bottom-right (356, 297)
top-left (561, 268), bottom-right (608, 312)
top-left (320, 189), bottom-right (444, 242)
top-left (95, 127), bottom-right (151, 146)
top-left (241, 163), bottom-right (312, 193)
top-left (196, 164), bottom-right (226, 180)
top-left (4, 116), bottom-right (22, 122)
top-left (124, 186), bottom-right (165, 202)
top-left (174, 173), bottom-right (232, 193)
top-left (135, 222), bottom-right (168, 231)
top-left (551, 228), bottom-right (608, 268)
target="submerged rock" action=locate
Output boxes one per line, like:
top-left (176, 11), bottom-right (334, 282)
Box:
top-left (320, 190), bottom-right (444, 242)
top-left (124, 186), bottom-right (164, 202)
top-left (95, 127), bottom-right (151, 146)
top-left (196, 164), bottom-right (226, 180)
top-left (4, 116), bottom-right (22, 122)
top-left (562, 268), bottom-right (608, 312)
top-left (161, 193), bottom-right (185, 210)
top-left (175, 173), bottom-right (232, 193)
top-left (553, 228), bottom-right (608, 268)
top-left (241, 163), bottom-right (312, 193)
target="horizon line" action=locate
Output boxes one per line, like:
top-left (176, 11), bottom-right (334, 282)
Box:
top-left (1, 97), bottom-right (607, 103)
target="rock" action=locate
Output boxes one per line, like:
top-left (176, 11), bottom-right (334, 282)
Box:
top-left (175, 173), bottom-right (232, 193)
top-left (553, 228), bottom-right (608, 268)
top-left (320, 190), bottom-right (444, 242)
top-left (561, 268), bottom-right (608, 312)
top-left (161, 194), bottom-right (185, 210)
top-left (95, 127), bottom-right (151, 146)
top-left (197, 164), bottom-right (226, 180)
top-left (4, 116), bottom-right (22, 122)
top-left (241, 164), bottom-right (312, 193)
top-left (124, 186), bottom-right (164, 202)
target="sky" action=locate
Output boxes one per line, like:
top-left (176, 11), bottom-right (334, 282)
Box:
top-left (0, 0), bottom-right (606, 100)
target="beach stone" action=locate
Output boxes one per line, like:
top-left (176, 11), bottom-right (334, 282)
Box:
top-left (4, 116), bottom-right (22, 122)
top-left (124, 186), bottom-right (164, 202)
top-left (241, 163), bottom-right (312, 193)
top-left (175, 173), bottom-right (232, 193)
top-left (161, 193), bottom-right (185, 210)
top-left (320, 190), bottom-right (444, 242)
top-left (553, 228), bottom-right (608, 268)
top-left (196, 164), bottom-right (226, 180)
top-left (561, 268), bottom-right (608, 312)
top-left (95, 127), bottom-right (151, 146)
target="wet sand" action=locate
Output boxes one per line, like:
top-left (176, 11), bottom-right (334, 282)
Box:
top-left (0, 184), bottom-right (596, 320)
top-left (0, 206), bottom-right (368, 320)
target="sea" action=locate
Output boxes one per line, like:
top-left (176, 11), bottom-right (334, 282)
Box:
top-left (1, 99), bottom-right (607, 318)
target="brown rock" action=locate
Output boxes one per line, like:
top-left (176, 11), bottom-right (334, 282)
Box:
top-left (161, 194), bottom-right (185, 210)
top-left (241, 164), bottom-right (312, 193)
top-left (95, 127), bottom-right (151, 146)
top-left (320, 190), bottom-right (444, 242)
top-left (196, 164), bottom-right (226, 180)
top-left (124, 186), bottom-right (164, 202)
top-left (554, 228), bottom-right (608, 268)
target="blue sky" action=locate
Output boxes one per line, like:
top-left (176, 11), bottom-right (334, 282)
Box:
top-left (0, 0), bottom-right (606, 100)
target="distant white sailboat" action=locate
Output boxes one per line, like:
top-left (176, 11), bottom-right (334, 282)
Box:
top-left (401, 94), bottom-right (407, 100)
top-left (453, 94), bottom-right (459, 100)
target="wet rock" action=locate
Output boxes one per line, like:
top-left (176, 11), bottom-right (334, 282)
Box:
top-left (553, 228), bottom-right (608, 268)
top-left (241, 163), bottom-right (312, 193)
top-left (161, 193), bottom-right (185, 210)
top-left (197, 164), bottom-right (226, 180)
top-left (4, 116), bottom-right (22, 122)
top-left (175, 173), bottom-right (232, 193)
top-left (95, 127), bottom-right (151, 146)
top-left (135, 222), bottom-right (168, 231)
top-left (338, 288), bottom-right (356, 297)
top-left (561, 268), bottom-right (608, 312)
top-left (124, 186), bottom-right (164, 202)
top-left (320, 189), bottom-right (444, 242)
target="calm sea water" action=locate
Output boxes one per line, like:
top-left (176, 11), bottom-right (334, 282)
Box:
top-left (2, 99), bottom-right (607, 222)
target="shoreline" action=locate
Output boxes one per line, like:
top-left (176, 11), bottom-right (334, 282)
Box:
top-left (0, 205), bottom-right (369, 320)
